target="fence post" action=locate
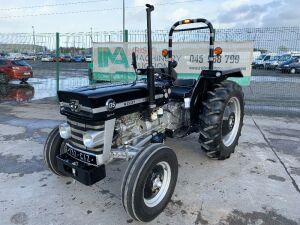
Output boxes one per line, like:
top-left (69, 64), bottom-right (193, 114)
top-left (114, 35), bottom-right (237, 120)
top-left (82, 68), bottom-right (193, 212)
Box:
top-left (124, 29), bottom-right (128, 42)
top-left (56, 32), bottom-right (60, 93)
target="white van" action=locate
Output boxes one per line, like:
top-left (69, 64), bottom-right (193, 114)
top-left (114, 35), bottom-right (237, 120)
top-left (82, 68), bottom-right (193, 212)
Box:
top-left (252, 53), bottom-right (276, 69)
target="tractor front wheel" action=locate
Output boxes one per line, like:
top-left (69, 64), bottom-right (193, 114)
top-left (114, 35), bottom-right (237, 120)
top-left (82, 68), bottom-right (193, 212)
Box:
top-left (199, 80), bottom-right (244, 160)
top-left (43, 126), bottom-right (67, 176)
top-left (121, 144), bottom-right (178, 222)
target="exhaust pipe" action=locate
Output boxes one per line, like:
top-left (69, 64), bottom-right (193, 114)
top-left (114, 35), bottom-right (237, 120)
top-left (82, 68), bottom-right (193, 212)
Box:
top-left (146, 4), bottom-right (155, 108)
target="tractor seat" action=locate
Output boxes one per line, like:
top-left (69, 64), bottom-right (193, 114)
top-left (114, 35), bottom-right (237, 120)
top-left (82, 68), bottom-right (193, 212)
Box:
top-left (170, 79), bottom-right (196, 99)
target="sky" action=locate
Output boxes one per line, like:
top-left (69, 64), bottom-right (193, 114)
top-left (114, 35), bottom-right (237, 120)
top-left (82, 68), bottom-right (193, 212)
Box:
top-left (0, 0), bottom-right (299, 33)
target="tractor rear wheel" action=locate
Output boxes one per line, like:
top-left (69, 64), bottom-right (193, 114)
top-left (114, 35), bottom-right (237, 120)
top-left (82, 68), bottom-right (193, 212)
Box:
top-left (199, 80), bottom-right (244, 160)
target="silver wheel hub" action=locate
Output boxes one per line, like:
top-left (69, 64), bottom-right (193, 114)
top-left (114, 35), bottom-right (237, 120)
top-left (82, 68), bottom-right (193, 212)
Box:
top-left (152, 177), bottom-right (162, 190)
top-left (222, 97), bottom-right (241, 147)
top-left (228, 113), bottom-right (235, 130)
top-left (143, 161), bottom-right (171, 208)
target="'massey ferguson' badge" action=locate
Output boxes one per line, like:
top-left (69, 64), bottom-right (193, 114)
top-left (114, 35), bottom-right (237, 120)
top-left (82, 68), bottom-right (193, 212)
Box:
top-left (106, 98), bottom-right (116, 111)
top-left (69, 99), bottom-right (80, 112)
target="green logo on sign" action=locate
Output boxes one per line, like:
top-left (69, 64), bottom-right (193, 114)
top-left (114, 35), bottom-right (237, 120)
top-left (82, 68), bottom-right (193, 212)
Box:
top-left (98, 47), bottom-right (129, 68)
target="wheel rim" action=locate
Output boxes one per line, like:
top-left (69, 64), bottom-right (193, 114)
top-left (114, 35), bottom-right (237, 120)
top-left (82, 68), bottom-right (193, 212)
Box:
top-left (143, 161), bottom-right (171, 208)
top-left (222, 97), bottom-right (241, 147)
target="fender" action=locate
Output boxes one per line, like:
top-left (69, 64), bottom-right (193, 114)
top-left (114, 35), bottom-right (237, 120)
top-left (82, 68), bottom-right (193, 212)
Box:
top-left (190, 68), bottom-right (243, 124)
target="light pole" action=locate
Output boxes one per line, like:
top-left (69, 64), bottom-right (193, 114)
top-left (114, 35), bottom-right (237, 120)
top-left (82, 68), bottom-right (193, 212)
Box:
top-left (123, 0), bottom-right (125, 42)
top-left (32, 26), bottom-right (36, 54)
top-left (90, 27), bottom-right (93, 43)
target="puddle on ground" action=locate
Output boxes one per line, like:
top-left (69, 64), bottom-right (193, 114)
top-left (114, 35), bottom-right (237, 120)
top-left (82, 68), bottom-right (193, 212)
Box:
top-left (0, 76), bottom-right (89, 103)
top-left (219, 209), bottom-right (298, 225)
top-left (268, 138), bottom-right (300, 158)
top-left (0, 153), bottom-right (46, 174)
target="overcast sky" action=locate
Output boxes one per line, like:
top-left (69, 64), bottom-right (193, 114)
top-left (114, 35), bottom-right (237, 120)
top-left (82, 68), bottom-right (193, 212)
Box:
top-left (0, 0), bottom-right (299, 33)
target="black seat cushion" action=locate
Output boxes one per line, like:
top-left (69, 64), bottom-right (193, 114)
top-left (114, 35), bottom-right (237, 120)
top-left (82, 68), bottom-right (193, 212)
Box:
top-left (170, 79), bottom-right (196, 99)
top-left (173, 79), bottom-right (196, 87)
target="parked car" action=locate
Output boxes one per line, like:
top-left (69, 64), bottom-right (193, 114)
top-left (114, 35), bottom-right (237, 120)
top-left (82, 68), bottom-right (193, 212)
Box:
top-left (277, 56), bottom-right (300, 73)
top-left (288, 61), bottom-right (300, 74)
top-left (62, 55), bottom-right (72, 62)
top-left (252, 54), bottom-right (274, 69)
top-left (0, 53), bottom-right (8, 58)
top-left (264, 55), bottom-right (281, 69)
top-left (72, 55), bottom-right (84, 62)
top-left (0, 59), bottom-right (33, 83)
top-left (6, 53), bottom-right (24, 60)
top-left (36, 52), bottom-right (44, 60)
top-left (22, 53), bottom-right (36, 60)
top-left (53, 56), bottom-right (64, 62)
top-left (41, 55), bottom-right (53, 62)
top-left (84, 55), bottom-right (92, 62)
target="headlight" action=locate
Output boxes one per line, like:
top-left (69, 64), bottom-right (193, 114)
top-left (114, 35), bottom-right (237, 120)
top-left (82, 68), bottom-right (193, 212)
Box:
top-left (83, 130), bottom-right (104, 148)
top-left (59, 123), bottom-right (71, 139)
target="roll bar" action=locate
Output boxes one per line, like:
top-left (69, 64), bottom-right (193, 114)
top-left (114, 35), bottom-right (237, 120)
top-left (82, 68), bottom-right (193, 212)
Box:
top-left (168, 19), bottom-right (215, 74)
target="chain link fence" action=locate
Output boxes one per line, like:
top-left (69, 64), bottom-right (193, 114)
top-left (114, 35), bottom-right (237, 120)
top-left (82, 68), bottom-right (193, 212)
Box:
top-left (0, 27), bottom-right (299, 115)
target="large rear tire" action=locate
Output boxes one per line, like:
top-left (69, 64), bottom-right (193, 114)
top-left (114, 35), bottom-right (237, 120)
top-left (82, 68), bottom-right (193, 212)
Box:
top-left (43, 126), bottom-right (67, 176)
top-left (121, 144), bottom-right (178, 222)
top-left (199, 80), bottom-right (244, 160)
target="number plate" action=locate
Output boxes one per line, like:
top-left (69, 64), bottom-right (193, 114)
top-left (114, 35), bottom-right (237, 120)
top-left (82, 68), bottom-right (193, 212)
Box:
top-left (66, 145), bottom-right (97, 165)
top-left (23, 72), bottom-right (30, 75)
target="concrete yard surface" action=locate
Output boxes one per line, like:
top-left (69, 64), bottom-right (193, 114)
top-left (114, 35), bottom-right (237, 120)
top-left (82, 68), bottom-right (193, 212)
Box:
top-left (0, 101), bottom-right (299, 225)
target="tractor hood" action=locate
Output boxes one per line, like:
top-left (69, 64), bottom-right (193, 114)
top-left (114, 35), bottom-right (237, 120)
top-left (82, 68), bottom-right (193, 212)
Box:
top-left (58, 80), bottom-right (170, 121)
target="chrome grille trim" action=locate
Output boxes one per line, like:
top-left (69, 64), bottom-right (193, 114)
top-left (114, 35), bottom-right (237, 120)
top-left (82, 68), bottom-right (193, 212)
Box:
top-left (67, 118), bottom-right (104, 152)
top-left (86, 124), bottom-right (105, 130)
top-left (67, 119), bottom-right (85, 128)
top-left (71, 134), bottom-right (82, 141)
top-left (67, 119), bottom-right (105, 130)
top-left (68, 140), bottom-right (86, 149)
top-left (70, 127), bottom-right (85, 134)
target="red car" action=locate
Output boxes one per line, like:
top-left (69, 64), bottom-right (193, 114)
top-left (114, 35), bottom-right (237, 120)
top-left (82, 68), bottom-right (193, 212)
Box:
top-left (0, 59), bottom-right (33, 83)
top-left (53, 56), bottom-right (64, 62)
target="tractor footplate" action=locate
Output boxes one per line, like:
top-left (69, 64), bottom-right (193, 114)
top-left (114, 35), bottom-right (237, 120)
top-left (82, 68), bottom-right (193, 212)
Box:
top-left (56, 153), bottom-right (106, 186)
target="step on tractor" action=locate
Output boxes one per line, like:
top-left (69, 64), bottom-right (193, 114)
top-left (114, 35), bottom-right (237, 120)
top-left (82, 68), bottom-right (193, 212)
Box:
top-left (44, 4), bottom-right (244, 222)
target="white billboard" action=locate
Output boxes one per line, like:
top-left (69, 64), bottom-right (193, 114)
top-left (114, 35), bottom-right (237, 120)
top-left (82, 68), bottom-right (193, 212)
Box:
top-left (92, 41), bottom-right (254, 85)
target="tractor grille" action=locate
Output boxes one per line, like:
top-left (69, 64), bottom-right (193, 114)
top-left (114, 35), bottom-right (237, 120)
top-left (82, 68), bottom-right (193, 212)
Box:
top-left (67, 118), bottom-right (104, 152)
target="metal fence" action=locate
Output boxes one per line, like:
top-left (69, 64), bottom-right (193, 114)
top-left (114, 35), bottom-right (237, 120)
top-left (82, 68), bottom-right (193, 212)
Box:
top-left (1, 26), bottom-right (299, 53)
top-left (0, 27), bottom-right (300, 116)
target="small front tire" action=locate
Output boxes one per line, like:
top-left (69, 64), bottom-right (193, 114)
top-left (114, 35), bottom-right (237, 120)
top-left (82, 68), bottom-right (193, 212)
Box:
top-left (43, 126), bottom-right (67, 176)
top-left (121, 144), bottom-right (178, 222)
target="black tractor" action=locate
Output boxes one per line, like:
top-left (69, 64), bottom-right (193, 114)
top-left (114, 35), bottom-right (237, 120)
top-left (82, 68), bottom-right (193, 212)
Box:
top-left (44, 4), bottom-right (244, 222)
